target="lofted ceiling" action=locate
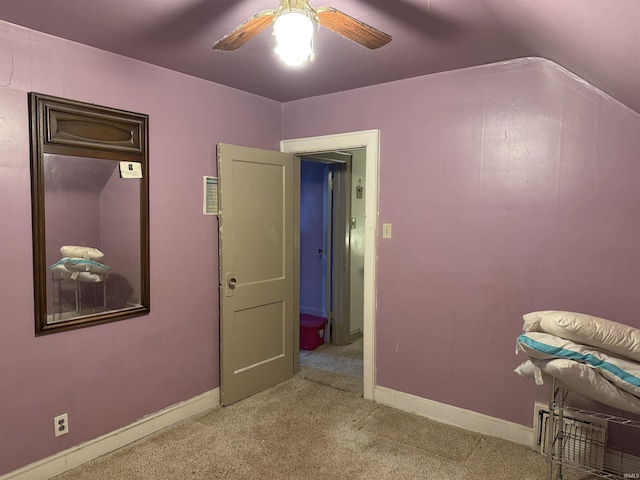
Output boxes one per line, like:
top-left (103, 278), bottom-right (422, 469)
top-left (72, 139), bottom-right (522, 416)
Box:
top-left (0, 0), bottom-right (639, 113)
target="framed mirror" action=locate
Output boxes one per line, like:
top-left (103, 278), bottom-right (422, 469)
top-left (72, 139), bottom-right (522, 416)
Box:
top-left (29, 93), bottom-right (150, 335)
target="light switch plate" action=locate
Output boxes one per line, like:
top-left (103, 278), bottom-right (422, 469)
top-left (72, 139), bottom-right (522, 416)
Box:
top-left (382, 223), bottom-right (392, 239)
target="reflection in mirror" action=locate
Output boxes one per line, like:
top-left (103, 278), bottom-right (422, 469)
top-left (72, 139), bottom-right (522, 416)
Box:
top-left (44, 155), bottom-right (141, 323)
top-left (30, 92), bottom-right (149, 335)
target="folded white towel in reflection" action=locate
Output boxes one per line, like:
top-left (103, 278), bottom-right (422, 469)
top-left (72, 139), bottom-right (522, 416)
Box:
top-left (60, 245), bottom-right (105, 262)
top-left (50, 257), bottom-right (110, 273)
top-left (49, 263), bottom-right (103, 283)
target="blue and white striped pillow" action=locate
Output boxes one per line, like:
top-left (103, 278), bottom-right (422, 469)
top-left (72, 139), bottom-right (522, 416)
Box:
top-left (517, 331), bottom-right (640, 398)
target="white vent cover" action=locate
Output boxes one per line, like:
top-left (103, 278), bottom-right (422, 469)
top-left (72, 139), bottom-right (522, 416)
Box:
top-left (533, 402), bottom-right (607, 471)
top-left (203, 176), bottom-right (219, 215)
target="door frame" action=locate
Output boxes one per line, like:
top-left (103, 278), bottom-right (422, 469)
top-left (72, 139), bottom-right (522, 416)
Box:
top-left (281, 130), bottom-right (379, 401)
top-left (327, 160), bottom-right (351, 346)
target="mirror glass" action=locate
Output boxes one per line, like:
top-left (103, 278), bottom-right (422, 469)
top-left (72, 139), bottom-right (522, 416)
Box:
top-left (44, 155), bottom-right (142, 323)
top-left (30, 93), bottom-right (149, 334)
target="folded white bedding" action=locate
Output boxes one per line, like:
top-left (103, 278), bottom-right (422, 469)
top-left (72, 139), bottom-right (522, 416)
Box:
top-left (517, 332), bottom-right (640, 398)
top-left (51, 257), bottom-right (110, 273)
top-left (515, 358), bottom-right (640, 416)
top-left (523, 310), bottom-right (640, 363)
top-left (60, 245), bottom-right (105, 263)
top-left (49, 264), bottom-right (103, 283)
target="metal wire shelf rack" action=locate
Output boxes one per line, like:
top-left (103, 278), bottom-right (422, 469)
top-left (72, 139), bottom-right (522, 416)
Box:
top-left (547, 379), bottom-right (640, 480)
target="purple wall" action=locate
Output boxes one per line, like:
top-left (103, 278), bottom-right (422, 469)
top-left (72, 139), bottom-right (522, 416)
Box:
top-left (0, 21), bottom-right (281, 474)
top-left (300, 162), bottom-right (327, 317)
top-left (3, 18), bottom-right (640, 475)
top-left (283, 57), bottom-right (640, 427)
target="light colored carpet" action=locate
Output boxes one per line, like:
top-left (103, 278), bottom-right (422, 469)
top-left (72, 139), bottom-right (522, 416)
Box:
top-left (52, 340), bottom-right (594, 480)
top-left (299, 338), bottom-right (363, 395)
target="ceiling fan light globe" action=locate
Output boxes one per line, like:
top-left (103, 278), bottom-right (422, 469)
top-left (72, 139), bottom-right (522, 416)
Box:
top-left (273, 11), bottom-right (314, 66)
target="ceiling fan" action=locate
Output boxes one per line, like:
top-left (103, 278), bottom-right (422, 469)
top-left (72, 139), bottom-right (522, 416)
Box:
top-left (212, 0), bottom-right (392, 65)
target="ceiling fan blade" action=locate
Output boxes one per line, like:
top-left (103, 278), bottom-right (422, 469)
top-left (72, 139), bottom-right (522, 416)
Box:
top-left (315, 7), bottom-right (392, 49)
top-left (212, 10), bottom-right (276, 51)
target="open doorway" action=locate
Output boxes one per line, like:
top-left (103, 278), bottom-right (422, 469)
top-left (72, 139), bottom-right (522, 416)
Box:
top-left (299, 150), bottom-right (367, 344)
top-left (298, 150), bottom-right (365, 394)
top-left (282, 130), bottom-right (379, 401)
top-left (217, 131), bottom-right (378, 405)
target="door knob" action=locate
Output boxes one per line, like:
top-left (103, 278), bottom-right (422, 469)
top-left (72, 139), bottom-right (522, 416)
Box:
top-left (225, 273), bottom-right (237, 297)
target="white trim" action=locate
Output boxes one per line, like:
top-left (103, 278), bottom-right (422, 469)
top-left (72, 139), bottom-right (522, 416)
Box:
top-left (1, 389), bottom-right (220, 480)
top-left (374, 386), bottom-right (533, 446)
top-left (281, 130), bottom-right (379, 401)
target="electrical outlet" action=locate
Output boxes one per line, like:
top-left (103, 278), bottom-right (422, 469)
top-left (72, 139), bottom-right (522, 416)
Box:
top-left (54, 413), bottom-right (69, 437)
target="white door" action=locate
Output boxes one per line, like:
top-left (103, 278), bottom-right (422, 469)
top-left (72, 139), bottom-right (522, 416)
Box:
top-left (218, 143), bottom-right (296, 405)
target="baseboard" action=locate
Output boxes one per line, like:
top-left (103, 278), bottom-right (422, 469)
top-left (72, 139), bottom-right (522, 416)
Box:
top-left (374, 386), bottom-right (533, 447)
top-left (349, 329), bottom-right (362, 344)
top-left (1, 388), bottom-right (220, 480)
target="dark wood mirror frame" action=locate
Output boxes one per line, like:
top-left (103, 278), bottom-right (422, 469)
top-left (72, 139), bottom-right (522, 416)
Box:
top-left (30, 92), bottom-right (150, 335)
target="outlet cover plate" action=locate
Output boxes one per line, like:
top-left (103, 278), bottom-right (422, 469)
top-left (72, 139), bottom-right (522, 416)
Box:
top-left (54, 413), bottom-right (69, 437)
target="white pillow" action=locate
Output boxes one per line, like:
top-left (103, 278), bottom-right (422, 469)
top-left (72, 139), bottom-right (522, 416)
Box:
top-left (60, 245), bottom-right (105, 262)
top-left (49, 264), bottom-right (103, 283)
top-left (515, 358), bottom-right (640, 415)
top-left (522, 311), bottom-right (544, 332)
top-left (523, 310), bottom-right (640, 362)
top-left (517, 332), bottom-right (640, 398)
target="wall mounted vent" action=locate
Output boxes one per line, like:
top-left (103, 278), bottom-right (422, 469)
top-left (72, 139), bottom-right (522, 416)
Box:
top-left (533, 402), bottom-right (607, 471)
